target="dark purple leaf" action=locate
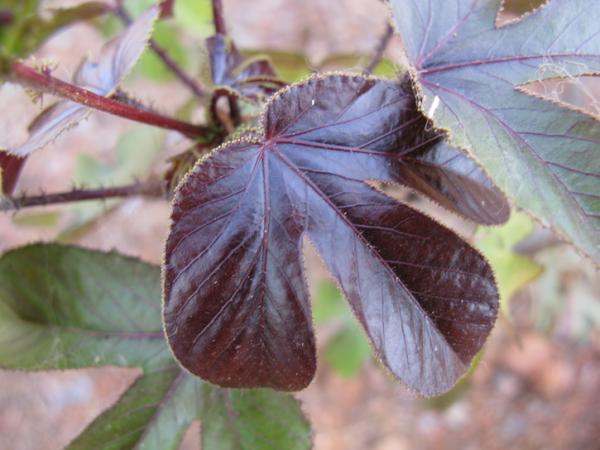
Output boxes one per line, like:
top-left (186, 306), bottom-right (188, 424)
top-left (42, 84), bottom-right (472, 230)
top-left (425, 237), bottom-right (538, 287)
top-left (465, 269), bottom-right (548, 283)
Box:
top-left (390, 0), bottom-right (600, 264)
top-left (207, 34), bottom-right (279, 98)
top-left (398, 139), bottom-right (510, 225)
top-left (163, 74), bottom-right (499, 396)
top-left (0, 150), bottom-right (25, 194)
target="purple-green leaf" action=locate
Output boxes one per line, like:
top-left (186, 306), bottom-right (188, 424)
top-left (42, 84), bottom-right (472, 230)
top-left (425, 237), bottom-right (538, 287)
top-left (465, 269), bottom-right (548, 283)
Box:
top-left (163, 74), bottom-right (500, 396)
top-left (8, 5), bottom-right (158, 157)
top-left (390, 0), bottom-right (600, 264)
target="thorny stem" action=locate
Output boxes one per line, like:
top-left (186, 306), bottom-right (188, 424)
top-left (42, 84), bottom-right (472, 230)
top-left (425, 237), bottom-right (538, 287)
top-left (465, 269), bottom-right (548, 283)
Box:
top-left (12, 62), bottom-right (209, 138)
top-left (364, 23), bottom-right (394, 75)
top-left (114, 5), bottom-right (207, 99)
top-left (212, 0), bottom-right (227, 35)
top-left (0, 181), bottom-right (164, 212)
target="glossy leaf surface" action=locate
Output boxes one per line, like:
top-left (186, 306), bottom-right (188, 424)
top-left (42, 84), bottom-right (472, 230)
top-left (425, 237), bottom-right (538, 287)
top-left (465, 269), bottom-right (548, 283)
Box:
top-left (164, 74), bottom-right (500, 396)
top-left (8, 5), bottom-right (158, 157)
top-left (390, 0), bottom-right (600, 263)
top-left (0, 244), bottom-right (312, 450)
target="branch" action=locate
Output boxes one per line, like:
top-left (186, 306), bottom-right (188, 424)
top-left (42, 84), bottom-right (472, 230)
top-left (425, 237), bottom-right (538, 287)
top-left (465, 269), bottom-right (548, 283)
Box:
top-left (11, 62), bottom-right (209, 138)
top-left (1, 181), bottom-right (164, 212)
top-left (212, 0), bottom-right (226, 35)
top-left (364, 23), bottom-right (394, 75)
top-left (114, 5), bottom-right (207, 98)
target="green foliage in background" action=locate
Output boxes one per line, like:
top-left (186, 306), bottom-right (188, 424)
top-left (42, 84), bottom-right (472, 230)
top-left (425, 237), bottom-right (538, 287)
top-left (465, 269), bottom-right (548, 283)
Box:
top-left (0, 244), bottom-right (312, 450)
top-left (313, 280), bottom-right (372, 378)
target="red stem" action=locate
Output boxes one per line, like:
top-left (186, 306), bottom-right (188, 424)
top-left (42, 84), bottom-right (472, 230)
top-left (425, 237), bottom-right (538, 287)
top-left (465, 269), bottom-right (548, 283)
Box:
top-left (212, 0), bottom-right (226, 35)
top-left (11, 62), bottom-right (208, 138)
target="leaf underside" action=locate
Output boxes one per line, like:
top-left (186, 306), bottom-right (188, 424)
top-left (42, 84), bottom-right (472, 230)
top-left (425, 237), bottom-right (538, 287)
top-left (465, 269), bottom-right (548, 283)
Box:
top-left (8, 5), bottom-right (158, 157)
top-left (0, 244), bottom-right (311, 450)
top-left (390, 0), bottom-right (600, 264)
top-left (164, 74), bottom-right (501, 396)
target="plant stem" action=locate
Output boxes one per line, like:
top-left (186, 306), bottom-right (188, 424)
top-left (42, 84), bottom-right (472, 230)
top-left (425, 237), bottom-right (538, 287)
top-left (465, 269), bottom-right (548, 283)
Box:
top-left (212, 0), bottom-right (226, 35)
top-left (114, 5), bottom-right (207, 99)
top-left (11, 62), bottom-right (208, 138)
top-left (0, 181), bottom-right (164, 212)
top-left (364, 23), bottom-right (394, 75)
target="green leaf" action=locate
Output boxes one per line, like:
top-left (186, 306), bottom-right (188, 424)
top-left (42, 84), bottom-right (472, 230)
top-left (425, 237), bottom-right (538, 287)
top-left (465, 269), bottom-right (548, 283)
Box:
top-left (476, 213), bottom-right (544, 316)
top-left (312, 279), bottom-right (346, 324)
top-left (324, 326), bottom-right (372, 378)
top-left (1, 1), bottom-right (109, 58)
top-left (173, 0), bottom-right (213, 37)
top-left (136, 22), bottom-right (188, 80)
top-left (11, 210), bottom-right (61, 228)
top-left (66, 365), bottom-right (185, 450)
top-left (0, 244), bottom-right (313, 450)
top-left (0, 244), bottom-right (166, 370)
top-left (390, 0), bottom-right (600, 264)
top-left (201, 388), bottom-right (312, 450)
top-left (313, 280), bottom-right (372, 378)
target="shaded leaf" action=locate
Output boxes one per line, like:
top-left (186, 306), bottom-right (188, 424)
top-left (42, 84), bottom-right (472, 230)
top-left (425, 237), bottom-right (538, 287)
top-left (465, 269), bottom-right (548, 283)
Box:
top-left (8, 5), bottom-right (158, 157)
top-left (397, 139), bottom-right (510, 225)
top-left (0, 244), bottom-right (312, 450)
top-left (390, 0), bottom-right (600, 263)
top-left (476, 212), bottom-right (544, 316)
top-left (163, 74), bottom-right (500, 396)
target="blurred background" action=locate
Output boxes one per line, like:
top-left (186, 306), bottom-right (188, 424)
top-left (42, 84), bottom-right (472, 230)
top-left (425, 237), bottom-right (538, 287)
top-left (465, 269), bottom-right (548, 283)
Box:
top-left (1, 0), bottom-right (600, 449)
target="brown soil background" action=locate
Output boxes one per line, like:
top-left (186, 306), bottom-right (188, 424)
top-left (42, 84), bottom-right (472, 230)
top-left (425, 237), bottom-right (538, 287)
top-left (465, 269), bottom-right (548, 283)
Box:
top-left (1, 1), bottom-right (600, 449)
